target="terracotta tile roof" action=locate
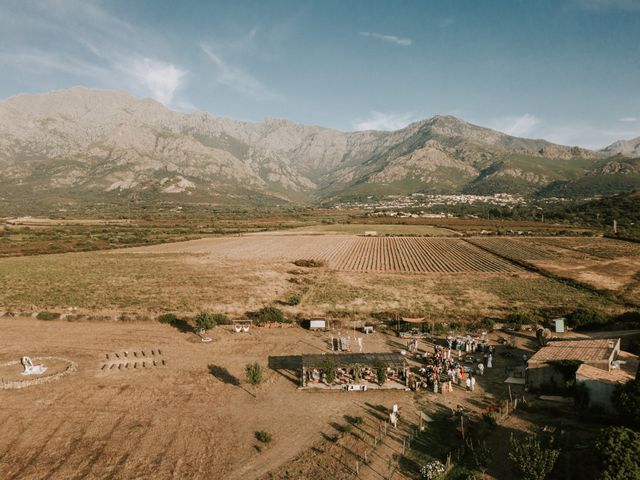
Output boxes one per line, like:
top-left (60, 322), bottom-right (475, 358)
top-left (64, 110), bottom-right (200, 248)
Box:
top-left (528, 339), bottom-right (618, 365)
top-left (576, 351), bottom-right (639, 385)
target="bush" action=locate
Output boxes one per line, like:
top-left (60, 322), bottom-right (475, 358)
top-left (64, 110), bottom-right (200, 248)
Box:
top-left (567, 308), bottom-right (609, 329)
top-left (508, 434), bottom-right (559, 480)
top-left (615, 311), bottom-right (640, 324)
top-left (158, 313), bottom-right (178, 324)
top-left (194, 311), bottom-right (217, 331)
top-left (285, 294), bottom-right (301, 306)
top-left (595, 426), bottom-right (640, 480)
top-left (612, 379), bottom-right (640, 428)
top-left (210, 313), bottom-right (231, 325)
top-left (337, 423), bottom-right (353, 433)
top-left (481, 317), bottom-right (495, 331)
top-left (346, 415), bottom-right (363, 425)
top-left (255, 431), bottom-right (272, 443)
top-left (36, 311), bottom-right (60, 321)
top-left (293, 259), bottom-right (325, 267)
top-left (505, 309), bottom-right (539, 327)
top-left (245, 362), bottom-right (263, 385)
top-left (254, 306), bottom-right (285, 324)
top-left (420, 460), bottom-right (446, 479)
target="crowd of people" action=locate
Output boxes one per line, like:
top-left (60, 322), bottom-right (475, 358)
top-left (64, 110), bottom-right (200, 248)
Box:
top-left (408, 339), bottom-right (494, 394)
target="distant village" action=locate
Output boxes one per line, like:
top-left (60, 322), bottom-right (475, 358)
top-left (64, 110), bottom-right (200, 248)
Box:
top-left (335, 193), bottom-right (527, 217)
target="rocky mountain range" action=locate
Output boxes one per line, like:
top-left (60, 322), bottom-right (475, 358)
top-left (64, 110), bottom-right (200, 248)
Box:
top-left (0, 87), bottom-right (638, 209)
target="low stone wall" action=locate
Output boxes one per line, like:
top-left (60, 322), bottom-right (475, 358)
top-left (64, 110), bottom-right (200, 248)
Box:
top-left (0, 356), bottom-right (78, 390)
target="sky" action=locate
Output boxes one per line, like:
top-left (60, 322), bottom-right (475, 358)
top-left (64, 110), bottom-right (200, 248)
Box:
top-left (0, 0), bottom-right (639, 149)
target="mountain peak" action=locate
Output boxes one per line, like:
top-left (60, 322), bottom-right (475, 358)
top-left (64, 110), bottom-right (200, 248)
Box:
top-left (0, 86), bottom-right (636, 209)
top-left (603, 136), bottom-right (640, 157)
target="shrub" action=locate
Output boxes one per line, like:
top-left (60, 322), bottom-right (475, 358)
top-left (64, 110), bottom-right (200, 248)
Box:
top-left (36, 311), bottom-right (60, 321)
top-left (508, 434), bottom-right (559, 480)
top-left (337, 423), bottom-right (353, 433)
top-left (481, 317), bottom-right (495, 331)
top-left (615, 311), bottom-right (640, 324)
top-left (255, 431), bottom-right (272, 443)
top-left (420, 460), bottom-right (446, 479)
top-left (595, 426), bottom-right (640, 480)
top-left (612, 379), bottom-right (640, 428)
top-left (567, 308), bottom-right (609, 329)
top-left (158, 313), bottom-right (178, 324)
top-left (210, 313), bottom-right (231, 325)
top-left (505, 309), bottom-right (538, 327)
top-left (194, 311), bottom-right (217, 331)
top-left (293, 259), bottom-right (325, 268)
top-left (254, 306), bottom-right (285, 324)
top-left (285, 294), bottom-right (301, 306)
top-left (347, 415), bottom-right (363, 425)
top-left (245, 362), bottom-right (263, 385)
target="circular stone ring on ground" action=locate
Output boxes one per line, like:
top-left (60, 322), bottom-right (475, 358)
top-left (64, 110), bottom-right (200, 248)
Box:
top-left (0, 356), bottom-right (78, 390)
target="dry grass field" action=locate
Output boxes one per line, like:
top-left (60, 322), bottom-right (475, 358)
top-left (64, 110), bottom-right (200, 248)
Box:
top-left (467, 236), bottom-right (640, 303)
top-left (1, 227), bottom-right (638, 479)
top-left (0, 230), bottom-right (631, 319)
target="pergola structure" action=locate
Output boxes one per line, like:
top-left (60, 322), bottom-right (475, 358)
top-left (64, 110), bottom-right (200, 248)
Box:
top-left (300, 352), bottom-right (408, 389)
top-left (397, 317), bottom-right (428, 337)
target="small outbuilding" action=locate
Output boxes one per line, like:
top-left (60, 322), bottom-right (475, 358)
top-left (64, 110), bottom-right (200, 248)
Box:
top-left (552, 318), bottom-right (565, 333)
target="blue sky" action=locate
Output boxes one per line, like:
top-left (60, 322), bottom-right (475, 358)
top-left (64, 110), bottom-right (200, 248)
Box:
top-left (1, 0), bottom-right (639, 148)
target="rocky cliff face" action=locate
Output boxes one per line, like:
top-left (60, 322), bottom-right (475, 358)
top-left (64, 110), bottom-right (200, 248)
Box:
top-left (603, 137), bottom-right (640, 158)
top-left (0, 87), bottom-right (633, 208)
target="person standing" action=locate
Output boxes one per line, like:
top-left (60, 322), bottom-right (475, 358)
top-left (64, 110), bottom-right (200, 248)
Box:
top-left (470, 376), bottom-right (476, 392)
top-left (487, 354), bottom-right (493, 369)
top-left (465, 377), bottom-right (471, 391)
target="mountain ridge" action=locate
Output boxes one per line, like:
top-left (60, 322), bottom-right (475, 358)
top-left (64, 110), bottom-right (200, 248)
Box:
top-left (0, 87), bottom-right (638, 208)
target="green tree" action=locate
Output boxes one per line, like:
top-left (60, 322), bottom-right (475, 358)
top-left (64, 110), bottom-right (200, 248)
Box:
top-left (374, 360), bottom-right (388, 385)
top-left (613, 379), bottom-right (640, 428)
top-left (595, 426), bottom-right (640, 480)
top-left (319, 359), bottom-right (336, 384)
top-left (508, 434), bottom-right (559, 480)
top-left (194, 311), bottom-right (217, 332)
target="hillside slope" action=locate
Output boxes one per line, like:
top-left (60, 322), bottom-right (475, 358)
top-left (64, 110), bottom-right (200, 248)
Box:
top-left (0, 87), bottom-right (636, 210)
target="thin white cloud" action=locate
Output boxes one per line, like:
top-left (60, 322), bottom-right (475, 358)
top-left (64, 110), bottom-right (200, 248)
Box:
top-left (127, 58), bottom-right (187, 105)
top-left (573, 0), bottom-right (640, 11)
top-left (352, 111), bottom-right (417, 131)
top-left (359, 32), bottom-right (413, 47)
top-left (619, 117), bottom-right (638, 122)
top-left (200, 44), bottom-right (277, 100)
top-left (489, 114), bottom-right (541, 137)
top-left (0, 0), bottom-right (191, 108)
top-left (439, 18), bottom-right (456, 28)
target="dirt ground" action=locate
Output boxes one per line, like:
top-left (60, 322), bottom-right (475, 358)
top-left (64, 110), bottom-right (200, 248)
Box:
top-left (0, 317), bottom-right (419, 480)
top-left (0, 315), bottom-right (541, 480)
